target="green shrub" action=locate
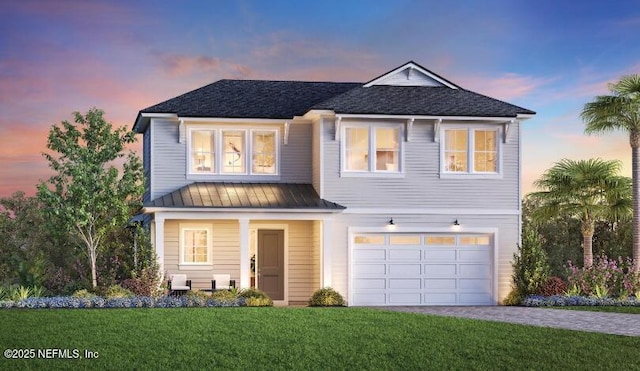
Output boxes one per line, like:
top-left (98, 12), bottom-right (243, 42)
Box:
top-left (502, 288), bottom-right (523, 306)
top-left (185, 290), bottom-right (210, 300)
top-left (512, 226), bottom-right (550, 296)
top-left (238, 288), bottom-right (272, 306)
top-left (308, 287), bottom-right (345, 307)
top-left (103, 285), bottom-right (134, 299)
top-left (210, 290), bottom-right (237, 302)
top-left (245, 297), bottom-right (273, 307)
top-left (72, 289), bottom-right (98, 299)
top-left (564, 284), bottom-right (581, 296)
top-left (238, 288), bottom-right (269, 299)
top-left (12, 286), bottom-right (32, 301)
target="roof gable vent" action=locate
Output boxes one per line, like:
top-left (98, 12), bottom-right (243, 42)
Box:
top-left (364, 61), bottom-right (459, 89)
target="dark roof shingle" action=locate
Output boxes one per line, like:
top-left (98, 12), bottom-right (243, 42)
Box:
top-left (312, 86), bottom-right (535, 117)
top-left (145, 182), bottom-right (346, 210)
top-left (140, 80), bottom-right (361, 119)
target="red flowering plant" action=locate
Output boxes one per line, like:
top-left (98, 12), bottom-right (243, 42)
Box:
top-left (567, 255), bottom-right (640, 298)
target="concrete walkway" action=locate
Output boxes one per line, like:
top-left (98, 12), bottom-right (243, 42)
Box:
top-left (376, 306), bottom-right (640, 337)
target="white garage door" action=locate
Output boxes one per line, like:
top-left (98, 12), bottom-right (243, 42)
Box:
top-left (351, 233), bottom-right (494, 306)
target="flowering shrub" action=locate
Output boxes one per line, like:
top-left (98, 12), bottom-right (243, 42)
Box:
top-left (567, 255), bottom-right (640, 298)
top-left (522, 295), bottom-right (640, 307)
top-left (0, 294), bottom-right (243, 309)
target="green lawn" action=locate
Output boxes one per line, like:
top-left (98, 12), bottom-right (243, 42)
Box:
top-left (548, 306), bottom-right (640, 314)
top-left (0, 307), bottom-right (638, 370)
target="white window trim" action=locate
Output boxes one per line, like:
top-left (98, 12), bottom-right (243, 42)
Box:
top-left (439, 124), bottom-right (502, 179)
top-left (179, 223), bottom-right (213, 267)
top-left (250, 129), bottom-right (280, 176)
top-left (187, 126), bottom-right (280, 177)
top-left (340, 122), bottom-right (404, 177)
top-left (221, 129), bottom-right (248, 175)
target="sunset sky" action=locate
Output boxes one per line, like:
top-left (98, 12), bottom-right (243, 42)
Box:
top-left (1, 0), bottom-right (640, 198)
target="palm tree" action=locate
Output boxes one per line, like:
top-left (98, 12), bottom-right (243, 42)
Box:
top-left (529, 159), bottom-right (631, 268)
top-left (582, 74), bottom-right (640, 271)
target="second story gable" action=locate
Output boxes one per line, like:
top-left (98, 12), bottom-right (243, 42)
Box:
top-left (134, 61), bottom-right (535, 209)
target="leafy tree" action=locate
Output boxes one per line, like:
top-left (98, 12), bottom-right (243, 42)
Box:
top-left (582, 74), bottom-right (640, 271)
top-left (522, 196), bottom-right (583, 277)
top-left (512, 226), bottom-right (550, 296)
top-left (0, 192), bottom-right (53, 287)
top-left (37, 108), bottom-right (144, 289)
top-left (529, 158), bottom-right (631, 268)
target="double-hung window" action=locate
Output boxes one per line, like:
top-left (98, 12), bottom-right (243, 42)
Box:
top-left (343, 124), bottom-right (402, 174)
top-left (191, 130), bottom-right (215, 173)
top-left (188, 127), bottom-right (278, 176)
top-left (442, 127), bottom-right (499, 175)
top-left (180, 224), bottom-right (212, 266)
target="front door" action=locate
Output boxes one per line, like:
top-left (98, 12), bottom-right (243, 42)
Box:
top-left (257, 229), bottom-right (284, 300)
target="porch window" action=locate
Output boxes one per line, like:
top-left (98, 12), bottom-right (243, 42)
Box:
top-left (180, 225), bottom-right (212, 265)
top-left (343, 124), bottom-right (402, 174)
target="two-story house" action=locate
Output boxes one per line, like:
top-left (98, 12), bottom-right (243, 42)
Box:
top-left (133, 61), bottom-right (535, 306)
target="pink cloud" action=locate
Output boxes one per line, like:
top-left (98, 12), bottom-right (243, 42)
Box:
top-left (160, 55), bottom-right (222, 77)
top-left (461, 73), bottom-right (556, 101)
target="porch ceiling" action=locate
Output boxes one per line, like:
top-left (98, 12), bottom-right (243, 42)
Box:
top-left (145, 182), bottom-right (346, 210)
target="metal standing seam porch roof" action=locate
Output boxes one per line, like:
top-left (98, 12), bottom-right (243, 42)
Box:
top-left (144, 182), bottom-right (346, 210)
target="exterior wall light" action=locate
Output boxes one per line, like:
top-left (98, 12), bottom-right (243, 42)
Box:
top-left (452, 219), bottom-right (461, 232)
top-left (387, 218), bottom-right (397, 230)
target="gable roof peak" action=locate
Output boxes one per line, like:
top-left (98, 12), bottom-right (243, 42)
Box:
top-left (364, 61), bottom-right (460, 89)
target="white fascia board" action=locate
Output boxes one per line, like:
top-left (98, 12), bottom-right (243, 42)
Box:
top-left (134, 113), bottom-right (179, 132)
top-left (337, 113), bottom-right (517, 123)
top-left (143, 208), bottom-right (344, 219)
top-left (343, 208), bottom-right (520, 215)
top-left (363, 62), bottom-right (459, 89)
top-left (303, 110), bottom-right (336, 121)
top-left (140, 113), bottom-right (179, 119)
top-left (516, 113), bottom-right (535, 120)
top-left (179, 117), bottom-right (286, 124)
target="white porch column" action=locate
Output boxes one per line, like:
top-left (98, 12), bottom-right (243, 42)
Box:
top-left (153, 215), bottom-right (165, 276)
top-left (321, 217), bottom-right (333, 287)
top-left (239, 218), bottom-right (250, 289)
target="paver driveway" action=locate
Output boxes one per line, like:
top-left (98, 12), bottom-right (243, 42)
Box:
top-left (377, 306), bottom-right (640, 337)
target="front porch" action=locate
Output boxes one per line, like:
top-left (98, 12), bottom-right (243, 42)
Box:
top-left (151, 215), bottom-right (336, 305)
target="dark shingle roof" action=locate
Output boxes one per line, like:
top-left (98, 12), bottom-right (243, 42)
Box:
top-left (140, 80), bottom-right (361, 119)
top-left (312, 86), bottom-right (535, 117)
top-left (145, 182), bottom-right (345, 210)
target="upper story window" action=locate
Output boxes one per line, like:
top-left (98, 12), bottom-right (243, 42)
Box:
top-left (442, 127), bottom-right (499, 175)
top-left (188, 127), bottom-right (279, 176)
top-left (223, 130), bottom-right (245, 174)
top-left (252, 131), bottom-right (277, 174)
top-left (191, 130), bottom-right (215, 172)
top-left (343, 123), bottom-right (402, 175)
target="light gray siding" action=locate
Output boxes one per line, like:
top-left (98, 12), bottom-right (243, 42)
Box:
top-left (150, 119), bottom-right (187, 201)
top-left (312, 119), bottom-right (322, 196)
top-left (142, 124), bottom-right (151, 203)
top-left (321, 118), bottom-right (521, 210)
top-left (279, 123), bottom-right (312, 183)
top-left (147, 119), bottom-right (313, 201)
